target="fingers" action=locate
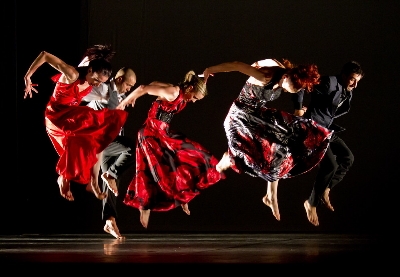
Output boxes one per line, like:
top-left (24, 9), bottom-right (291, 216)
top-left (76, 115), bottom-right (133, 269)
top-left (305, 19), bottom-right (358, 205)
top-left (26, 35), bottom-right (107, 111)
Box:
top-left (24, 84), bottom-right (38, 99)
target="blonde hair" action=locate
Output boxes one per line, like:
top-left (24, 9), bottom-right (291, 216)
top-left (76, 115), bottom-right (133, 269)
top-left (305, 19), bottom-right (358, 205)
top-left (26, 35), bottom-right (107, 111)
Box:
top-left (179, 70), bottom-right (208, 96)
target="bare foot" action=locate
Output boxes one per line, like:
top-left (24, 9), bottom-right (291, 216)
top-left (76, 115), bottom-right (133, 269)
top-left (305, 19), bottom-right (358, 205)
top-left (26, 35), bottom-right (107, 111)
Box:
top-left (216, 152), bottom-right (232, 173)
top-left (181, 203), bottom-right (190, 215)
top-left (304, 200), bottom-right (319, 226)
top-left (57, 176), bottom-right (74, 201)
top-left (104, 217), bottom-right (124, 239)
top-left (101, 172), bottom-right (118, 196)
top-left (322, 188), bottom-right (334, 211)
top-left (262, 195), bottom-right (280, 221)
top-left (140, 209), bottom-right (150, 228)
top-left (90, 177), bottom-right (107, 200)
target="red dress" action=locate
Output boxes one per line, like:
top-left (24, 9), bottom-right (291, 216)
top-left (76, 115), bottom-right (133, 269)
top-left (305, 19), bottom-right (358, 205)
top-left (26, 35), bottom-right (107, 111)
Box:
top-left (45, 74), bottom-right (128, 184)
top-left (123, 91), bottom-right (225, 211)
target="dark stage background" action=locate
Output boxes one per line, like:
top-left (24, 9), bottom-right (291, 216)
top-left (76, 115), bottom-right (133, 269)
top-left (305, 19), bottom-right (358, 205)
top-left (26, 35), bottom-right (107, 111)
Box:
top-left (11, 0), bottom-right (399, 236)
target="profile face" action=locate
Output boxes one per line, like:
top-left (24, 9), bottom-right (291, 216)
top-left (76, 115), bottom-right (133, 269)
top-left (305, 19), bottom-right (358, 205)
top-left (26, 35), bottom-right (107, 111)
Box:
top-left (117, 76), bottom-right (136, 93)
top-left (280, 75), bottom-right (298, 93)
top-left (183, 90), bottom-right (205, 103)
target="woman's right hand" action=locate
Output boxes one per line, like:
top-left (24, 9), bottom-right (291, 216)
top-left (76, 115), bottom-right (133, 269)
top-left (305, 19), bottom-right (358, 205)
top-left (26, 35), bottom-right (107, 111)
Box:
top-left (24, 76), bottom-right (38, 99)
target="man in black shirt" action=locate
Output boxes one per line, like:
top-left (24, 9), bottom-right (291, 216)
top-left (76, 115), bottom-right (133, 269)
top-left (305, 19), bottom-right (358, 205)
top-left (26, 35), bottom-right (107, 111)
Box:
top-left (294, 61), bottom-right (364, 226)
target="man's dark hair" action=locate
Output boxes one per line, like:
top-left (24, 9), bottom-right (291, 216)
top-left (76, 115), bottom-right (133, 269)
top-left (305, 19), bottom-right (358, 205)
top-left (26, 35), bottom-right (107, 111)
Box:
top-left (341, 61), bottom-right (364, 77)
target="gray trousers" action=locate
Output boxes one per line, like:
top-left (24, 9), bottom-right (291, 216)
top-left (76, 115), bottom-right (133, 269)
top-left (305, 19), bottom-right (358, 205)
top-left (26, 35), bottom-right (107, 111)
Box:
top-left (101, 136), bottom-right (135, 221)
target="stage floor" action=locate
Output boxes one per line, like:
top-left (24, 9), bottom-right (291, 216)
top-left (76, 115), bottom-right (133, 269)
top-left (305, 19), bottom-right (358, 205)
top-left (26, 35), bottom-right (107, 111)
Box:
top-left (0, 232), bottom-right (388, 271)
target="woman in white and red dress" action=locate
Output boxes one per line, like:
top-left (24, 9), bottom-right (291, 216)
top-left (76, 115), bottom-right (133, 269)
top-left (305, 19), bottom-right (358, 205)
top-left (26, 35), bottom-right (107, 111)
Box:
top-left (117, 71), bottom-right (225, 228)
top-left (202, 59), bottom-right (332, 221)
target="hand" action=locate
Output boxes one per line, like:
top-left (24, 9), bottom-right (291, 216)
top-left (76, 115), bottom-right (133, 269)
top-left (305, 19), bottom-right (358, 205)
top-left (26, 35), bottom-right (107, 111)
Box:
top-left (116, 98), bottom-right (136, 110)
top-left (201, 68), bottom-right (214, 84)
top-left (116, 101), bottom-right (127, 110)
top-left (24, 77), bottom-right (38, 99)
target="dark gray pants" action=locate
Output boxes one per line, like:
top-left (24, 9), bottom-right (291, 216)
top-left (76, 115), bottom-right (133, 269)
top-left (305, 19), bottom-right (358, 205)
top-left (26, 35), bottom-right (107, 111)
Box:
top-left (308, 134), bottom-right (354, 207)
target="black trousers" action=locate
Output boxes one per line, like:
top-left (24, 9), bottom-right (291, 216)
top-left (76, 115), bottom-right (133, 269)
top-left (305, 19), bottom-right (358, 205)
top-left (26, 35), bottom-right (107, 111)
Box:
top-left (101, 136), bottom-right (135, 221)
top-left (308, 134), bottom-right (354, 207)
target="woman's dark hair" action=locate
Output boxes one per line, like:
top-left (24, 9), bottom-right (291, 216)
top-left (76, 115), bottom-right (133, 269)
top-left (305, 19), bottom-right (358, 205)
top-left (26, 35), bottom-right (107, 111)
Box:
top-left (82, 44), bottom-right (115, 62)
top-left (77, 44), bottom-right (115, 79)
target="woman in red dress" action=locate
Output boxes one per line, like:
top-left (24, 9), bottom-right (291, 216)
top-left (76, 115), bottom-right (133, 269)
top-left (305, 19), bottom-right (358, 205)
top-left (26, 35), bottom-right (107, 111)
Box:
top-left (116, 71), bottom-right (225, 228)
top-left (23, 45), bottom-right (128, 202)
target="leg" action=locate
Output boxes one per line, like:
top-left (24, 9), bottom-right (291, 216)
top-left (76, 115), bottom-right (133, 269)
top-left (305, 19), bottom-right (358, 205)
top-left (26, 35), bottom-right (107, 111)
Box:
top-left (262, 180), bottom-right (280, 221)
top-left (101, 172), bottom-right (118, 196)
top-left (103, 216), bottom-right (124, 239)
top-left (327, 136), bottom-right (354, 190)
top-left (57, 175), bottom-right (74, 201)
top-left (319, 136), bottom-right (354, 211)
top-left (101, 137), bottom-right (135, 234)
top-left (90, 151), bottom-right (107, 200)
top-left (216, 151), bottom-right (232, 173)
top-left (140, 209), bottom-right (150, 228)
top-left (305, 145), bottom-right (337, 225)
top-left (101, 137), bottom-right (135, 197)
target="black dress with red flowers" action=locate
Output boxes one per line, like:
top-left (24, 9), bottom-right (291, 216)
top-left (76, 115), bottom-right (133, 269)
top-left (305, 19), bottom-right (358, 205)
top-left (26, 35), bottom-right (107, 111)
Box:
top-left (124, 91), bottom-right (225, 211)
top-left (224, 81), bottom-right (332, 182)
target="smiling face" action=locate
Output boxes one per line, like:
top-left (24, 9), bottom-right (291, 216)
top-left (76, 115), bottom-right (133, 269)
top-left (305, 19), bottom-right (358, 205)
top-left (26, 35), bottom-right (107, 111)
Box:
top-left (342, 73), bottom-right (362, 92)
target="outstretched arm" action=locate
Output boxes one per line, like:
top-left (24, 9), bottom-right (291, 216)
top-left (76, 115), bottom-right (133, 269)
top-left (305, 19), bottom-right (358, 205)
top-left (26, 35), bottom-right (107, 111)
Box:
top-left (203, 61), bottom-right (277, 85)
top-left (24, 51), bottom-right (78, 99)
top-left (116, 83), bottom-right (180, 110)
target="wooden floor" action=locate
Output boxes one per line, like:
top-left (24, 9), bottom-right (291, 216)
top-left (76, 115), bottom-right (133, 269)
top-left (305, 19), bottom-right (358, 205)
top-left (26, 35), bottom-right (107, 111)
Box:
top-left (0, 232), bottom-right (387, 272)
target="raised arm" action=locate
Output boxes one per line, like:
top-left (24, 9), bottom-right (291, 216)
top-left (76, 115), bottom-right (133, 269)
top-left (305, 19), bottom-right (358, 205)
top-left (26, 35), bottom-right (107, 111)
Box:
top-left (116, 83), bottom-right (180, 110)
top-left (24, 51), bottom-right (78, 99)
top-left (203, 60), bottom-right (277, 85)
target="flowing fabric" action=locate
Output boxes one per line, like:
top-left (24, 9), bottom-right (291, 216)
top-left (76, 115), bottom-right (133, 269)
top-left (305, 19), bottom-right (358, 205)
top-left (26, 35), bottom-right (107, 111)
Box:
top-left (124, 91), bottom-right (225, 211)
top-left (45, 74), bottom-right (128, 184)
top-left (225, 81), bottom-right (332, 182)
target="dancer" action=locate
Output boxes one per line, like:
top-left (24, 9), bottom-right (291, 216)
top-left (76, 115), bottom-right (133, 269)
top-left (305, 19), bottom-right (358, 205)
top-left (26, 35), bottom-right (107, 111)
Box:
top-left (81, 67), bottom-right (137, 239)
top-left (294, 61), bottom-right (364, 226)
top-left (116, 71), bottom-right (225, 228)
top-left (23, 45), bottom-right (128, 202)
top-left (202, 59), bottom-right (332, 221)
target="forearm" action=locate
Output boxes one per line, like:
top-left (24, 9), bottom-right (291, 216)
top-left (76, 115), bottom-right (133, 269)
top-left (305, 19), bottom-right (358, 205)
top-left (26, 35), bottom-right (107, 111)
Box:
top-left (205, 61), bottom-right (243, 74)
top-left (25, 51), bottom-right (77, 82)
top-left (124, 85), bottom-right (147, 102)
top-left (24, 51), bottom-right (47, 79)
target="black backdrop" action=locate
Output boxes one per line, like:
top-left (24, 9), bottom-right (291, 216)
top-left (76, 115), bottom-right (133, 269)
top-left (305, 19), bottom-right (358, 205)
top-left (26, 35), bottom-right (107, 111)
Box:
top-left (10, 0), bottom-right (399, 235)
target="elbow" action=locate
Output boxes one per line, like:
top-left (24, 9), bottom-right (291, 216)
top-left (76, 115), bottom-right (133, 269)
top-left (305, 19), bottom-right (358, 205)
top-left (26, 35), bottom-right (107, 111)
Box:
top-left (40, 51), bottom-right (49, 59)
